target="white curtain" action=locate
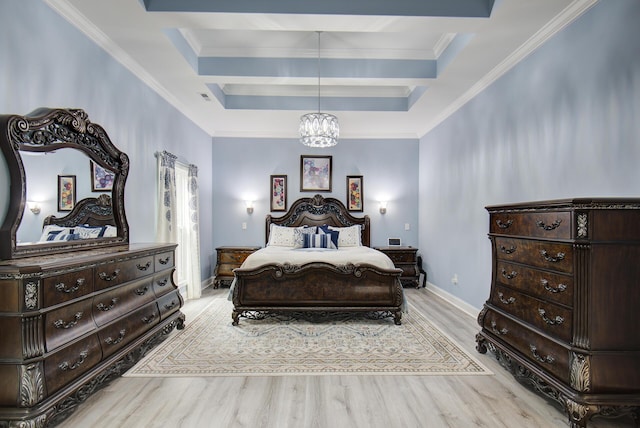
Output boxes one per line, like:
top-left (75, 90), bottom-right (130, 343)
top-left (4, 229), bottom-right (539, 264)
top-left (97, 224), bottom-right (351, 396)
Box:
top-left (156, 151), bottom-right (178, 245)
top-left (187, 164), bottom-right (202, 299)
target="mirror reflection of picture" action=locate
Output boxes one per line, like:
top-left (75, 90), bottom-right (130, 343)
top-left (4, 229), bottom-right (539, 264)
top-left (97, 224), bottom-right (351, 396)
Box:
top-left (91, 161), bottom-right (115, 191)
top-left (58, 175), bottom-right (76, 211)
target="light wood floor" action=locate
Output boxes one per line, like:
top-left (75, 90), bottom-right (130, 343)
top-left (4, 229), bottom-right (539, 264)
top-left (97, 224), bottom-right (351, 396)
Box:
top-left (58, 287), bottom-right (636, 428)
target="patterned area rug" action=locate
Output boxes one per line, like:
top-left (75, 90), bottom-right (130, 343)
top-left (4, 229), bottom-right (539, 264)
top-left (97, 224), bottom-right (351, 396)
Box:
top-left (125, 298), bottom-right (492, 377)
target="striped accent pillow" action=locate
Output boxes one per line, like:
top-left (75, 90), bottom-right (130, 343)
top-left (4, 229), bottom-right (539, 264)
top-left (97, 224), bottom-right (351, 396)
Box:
top-left (303, 233), bottom-right (330, 249)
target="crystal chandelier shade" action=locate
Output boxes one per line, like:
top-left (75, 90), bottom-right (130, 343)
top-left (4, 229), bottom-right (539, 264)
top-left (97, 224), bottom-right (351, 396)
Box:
top-left (300, 32), bottom-right (339, 148)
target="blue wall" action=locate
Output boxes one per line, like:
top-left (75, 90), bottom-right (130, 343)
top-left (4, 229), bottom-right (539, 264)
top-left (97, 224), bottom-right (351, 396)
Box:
top-left (419, 0), bottom-right (640, 309)
top-left (211, 137), bottom-right (419, 249)
top-left (0, 0), bottom-right (214, 282)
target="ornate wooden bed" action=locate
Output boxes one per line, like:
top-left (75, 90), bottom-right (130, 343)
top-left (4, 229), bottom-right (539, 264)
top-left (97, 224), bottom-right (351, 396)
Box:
top-left (231, 194), bottom-right (404, 325)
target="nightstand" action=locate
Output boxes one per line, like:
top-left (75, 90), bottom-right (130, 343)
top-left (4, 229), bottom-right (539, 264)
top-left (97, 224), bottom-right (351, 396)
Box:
top-left (214, 246), bottom-right (261, 288)
top-left (374, 246), bottom-right (423, 287)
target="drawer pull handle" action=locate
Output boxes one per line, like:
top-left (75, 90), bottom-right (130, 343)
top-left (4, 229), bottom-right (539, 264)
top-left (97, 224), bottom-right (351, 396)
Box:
top-left (55, 278), bottom-right (84, 294)
top-left (164, 300), bottom-right (177, 311)
top-left (136, 261), bottom-right (151, 271)
top-left (105, 329), bottom-right (126, 345)
top-left (96, 298), bottom-right (119, 311)
top-left (538, 308), bottom-right (564, 325)
top-left (501, 269), bottom-right (518, 280)
top-left (156, 278), bottom-right (169, 287)
top-left (529, 345), bottom-right (555, 364)
top-left (134, 286), bottom-right (149, 296)
top-left (541, 279), bottom-right (567, 293)
top-left (158, 256), bottom-right (171, 265)
top-left (496, 219), bottom-right (513, 229)
top-left (536, 219), bottom-right (562, 231)
top-left (59, 350), bottom-right (88, 371)
top-left (99, 269), bottom-right (121, 282)
top-left (497, 292), bottom-right (515, 305)
top-left (540, 250), bottom-right (565, 263)
top-left (142, 314), bottom-right (156, 324)
top-left (490, 321), bottom-right (508, 335)
top-left (54, 312), bottom-right (83, 329)
top-left (499, 245), bottom-right (516, 254)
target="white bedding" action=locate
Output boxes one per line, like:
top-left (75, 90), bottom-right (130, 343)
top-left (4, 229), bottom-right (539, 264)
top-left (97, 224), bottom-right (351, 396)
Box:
top-left (238, 246), bottom-right (396, 271)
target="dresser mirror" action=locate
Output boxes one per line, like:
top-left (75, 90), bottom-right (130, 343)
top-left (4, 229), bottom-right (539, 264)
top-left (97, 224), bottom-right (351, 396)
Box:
top-left (0, 107), bottom-right (129, 260)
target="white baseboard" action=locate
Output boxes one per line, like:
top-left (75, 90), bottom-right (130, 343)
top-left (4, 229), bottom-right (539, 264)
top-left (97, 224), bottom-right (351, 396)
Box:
top-left (424, 281), bottom-right (481, 320)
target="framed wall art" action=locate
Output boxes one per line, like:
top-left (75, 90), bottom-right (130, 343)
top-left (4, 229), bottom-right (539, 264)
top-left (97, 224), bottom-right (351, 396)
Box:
top-left (90, 160), bottom-right (115, 191)
top-left (300, 155), bottom-right (332, 192)
top-left (58, 175), bottom-right (76, 211)
top-left (270, 174), bottom-right (287, 211)
top-left (346, 175), bottom-right (363, 212)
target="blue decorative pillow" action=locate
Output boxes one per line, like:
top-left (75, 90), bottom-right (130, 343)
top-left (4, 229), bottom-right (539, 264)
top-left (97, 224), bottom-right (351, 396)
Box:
top-left (303, 233), bottom-right (331, 249)
top-left (318, 225), bottom-right (339, 249)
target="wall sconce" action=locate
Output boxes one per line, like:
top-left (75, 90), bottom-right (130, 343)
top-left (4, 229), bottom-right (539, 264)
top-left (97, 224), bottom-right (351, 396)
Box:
top-left (245, 201), bottom-right (254, 214)
top-left (379, 201), bottom-right (387, 214)
top-left (28, 201), bottom-right (41, 214)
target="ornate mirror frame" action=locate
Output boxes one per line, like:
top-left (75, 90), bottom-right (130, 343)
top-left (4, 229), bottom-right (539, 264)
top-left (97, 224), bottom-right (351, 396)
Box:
top-left (0, 107), bottom-right (129, 260)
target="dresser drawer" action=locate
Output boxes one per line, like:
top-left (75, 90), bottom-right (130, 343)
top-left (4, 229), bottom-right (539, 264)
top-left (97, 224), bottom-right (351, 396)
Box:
top-left (490, 211), bottom-right (571, 239)
top-left (157, 290), bottom-right (182, 320)
top-left (98, 302), bottom-right (159, 358)
top-left (494, 237), bottom-right (573, 273)
top-left (492, 285), bottom-right (572, 342)
top-left (94, 255), bottom-right (155, 291)
top-left (43, 268), bottom-right (93, 307)
top-left (482, 309), bottom-right (570, 384)
top-left (45, 297), bottom-right (96, 351)
top-left (92, 278), bottom-right (156, 327)
top-left (152, 270), bottom-right (175, 297)
top-left (496, 261), bottom-right (573, 307)
top-left (45, 333), bottom-right (102, 394)
top-left (154, 251), bottom-right (174, 272)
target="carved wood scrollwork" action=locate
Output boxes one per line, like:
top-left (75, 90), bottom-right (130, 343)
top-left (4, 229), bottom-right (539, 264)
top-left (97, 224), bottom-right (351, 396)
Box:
top-left (24, 281), bottom-right (38, 310)
top-left (570, 353), bottom-right (591, 392)
top-left (19, 363), bottom-right (45, 407)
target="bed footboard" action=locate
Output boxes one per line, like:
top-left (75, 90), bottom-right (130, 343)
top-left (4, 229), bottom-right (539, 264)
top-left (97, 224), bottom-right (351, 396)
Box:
top-left (231, 262), bottom-right (404, 325)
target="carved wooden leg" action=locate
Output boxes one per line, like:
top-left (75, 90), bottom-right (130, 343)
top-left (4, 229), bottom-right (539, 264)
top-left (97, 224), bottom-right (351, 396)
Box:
top-left (475, 333), bottom-right (488, 354)
top-left (232, 310), bottom-right (240, 326)
top-left (393, 311), bottom-right (402, 325)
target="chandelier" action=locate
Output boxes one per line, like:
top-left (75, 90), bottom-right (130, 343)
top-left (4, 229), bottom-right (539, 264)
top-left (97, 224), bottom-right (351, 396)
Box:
top-left (300, 31), bottom-right (339, 148)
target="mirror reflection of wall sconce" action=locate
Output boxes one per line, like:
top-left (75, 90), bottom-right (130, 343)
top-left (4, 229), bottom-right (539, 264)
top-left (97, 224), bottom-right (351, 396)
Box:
top-left (245, 200), bottom-right (254, 214)
top-left (379, 201), bottom-right (387, 214)
top-left (28, 201), bottom-right (41, 215)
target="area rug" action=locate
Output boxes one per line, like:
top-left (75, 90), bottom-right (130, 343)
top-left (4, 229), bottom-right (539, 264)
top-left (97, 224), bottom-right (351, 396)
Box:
top-left (125, 298), bottom-right (492, 377)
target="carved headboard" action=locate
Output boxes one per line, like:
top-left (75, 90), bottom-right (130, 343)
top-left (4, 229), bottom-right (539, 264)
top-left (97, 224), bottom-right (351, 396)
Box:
top-left (265, 194), bottom-right (371, 247)
top-left (43, 194), bottom-right (114, 228)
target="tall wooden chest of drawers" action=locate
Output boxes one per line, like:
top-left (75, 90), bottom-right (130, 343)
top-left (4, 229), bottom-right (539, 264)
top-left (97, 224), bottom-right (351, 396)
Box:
top-left (476, 198), bottom-right (640, 427)
top-left (0, 243), bottom-right (185, 427)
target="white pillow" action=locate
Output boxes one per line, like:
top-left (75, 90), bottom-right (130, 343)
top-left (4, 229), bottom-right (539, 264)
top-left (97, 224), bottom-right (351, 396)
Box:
top-left (75, 226), bottom-right (103, 240)
top-left (39, 225), bottom-right (69, 242)
top-left (293, 225), bottom-right (317, 248)
top-left (267, 224), bottom-right (297, 247)
top-left (328, 225), bottom-right (362, 247)
top-left (103, 225), bottom-right (118, 237)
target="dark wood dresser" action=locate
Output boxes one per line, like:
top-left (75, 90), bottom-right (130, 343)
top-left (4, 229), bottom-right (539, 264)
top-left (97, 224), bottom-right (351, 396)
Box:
top-left (214, 246), bottom-right (260, 288)
top-left (374, 246), bottom-right (421, 287)
top-left (0, 243), bottom-right (184, 426)
top-left (476, 198), bottom-right (640, 427)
